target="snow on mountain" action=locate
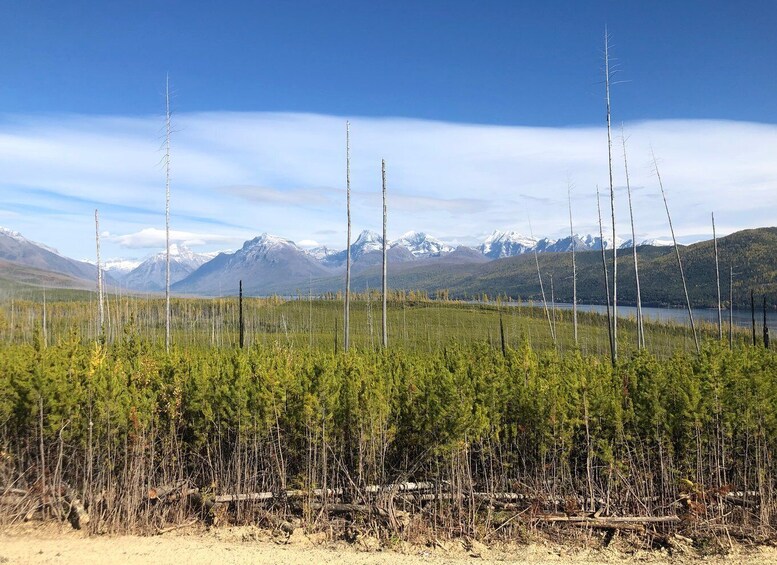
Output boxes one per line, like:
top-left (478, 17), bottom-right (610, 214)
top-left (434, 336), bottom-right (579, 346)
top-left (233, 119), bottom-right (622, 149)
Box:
top-left (638, 238), bottom-right (673, 247)
top-left (390, 231), bottom-right (453, 258)
top-left (121, 244), bottom-right (214, 291)
top-left (479, 230), bottom-right (537, 258)
top-left (305, 246), bottom-right (336, 261)
top-left (323, 230), bottom-right (383, 267)
top-left (173, 233), bottom-right (330, 296)
top-left (102, 259), bottom-right (142, 274)
top-left (0, 226), bottom-right (60, 255)
top-left (352, 230), bottom-right (383, 257)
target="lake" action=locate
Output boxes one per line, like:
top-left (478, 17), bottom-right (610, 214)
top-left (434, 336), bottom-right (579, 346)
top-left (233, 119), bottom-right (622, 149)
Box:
top-left (550, 302), bottom-right (777, 329)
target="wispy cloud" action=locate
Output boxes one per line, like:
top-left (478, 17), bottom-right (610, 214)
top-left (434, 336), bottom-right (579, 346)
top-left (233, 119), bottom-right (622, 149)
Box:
top-left (107, 228), bottom-right (246, 249)
top-left (0, 112), bottom-right (775, 259)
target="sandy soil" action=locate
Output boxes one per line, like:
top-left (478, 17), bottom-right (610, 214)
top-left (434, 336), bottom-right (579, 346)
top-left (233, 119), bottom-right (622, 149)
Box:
top-left (1, 523), bottom-right (775, 565)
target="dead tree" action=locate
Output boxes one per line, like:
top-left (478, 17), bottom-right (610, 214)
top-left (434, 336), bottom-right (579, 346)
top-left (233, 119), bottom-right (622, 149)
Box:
top-left (763, 296), bottom-right (769, 349)
top-left (621, 126), bottom-right (644, 348)
top-left (729, 265), bottom-right (734, 349)
top-left (597, 186), bottom-right (615, 365)
top-left (164, 75), bottom-right (172, 353)
top-left (751, 289), bottom-right (756, 346)
top-left (381, 159), bottom-right (388, 349)
top-left (567, 183), bottom-right (578, 345)
top-left (529, 218), bottom-right (556, 346)
top-left (344, 121), bottom-right (352, 352)
top-left (94, 209), bottom-right (104, 335)
top-left (239, 280), bottom-right (244, 349)
top-left (712, 212), bottom-right (723, 340)
top-left (653, 151), bottom-right (699, 354)
top-left (604, 30), bottom-right (618, 361)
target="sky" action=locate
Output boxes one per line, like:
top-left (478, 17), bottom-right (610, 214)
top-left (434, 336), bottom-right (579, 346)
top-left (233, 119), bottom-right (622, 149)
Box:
top-left (0, 0), bottom-right (775, 261)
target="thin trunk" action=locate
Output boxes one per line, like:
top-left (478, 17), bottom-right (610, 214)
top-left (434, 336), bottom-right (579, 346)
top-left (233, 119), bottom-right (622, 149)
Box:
top-left (94, 209), bottom-right (104, 334)
top-left (751, 289), bottom-right (756, 346)
top-left (621, 127), bottom-right (644, 348)
top-left (550, 273), bottom-right (557, 342)
top-left (530, 219), bottom-right (556, 345)
top-left (597, 186), bottom-right (615, 365)
top-left (381, 159), bottom-right (388, 349)
top-left (763, 296), bottom-right (769, 349)
top-left (499, 313), bottom-right (506, 357)
top-left (729, 265), bottom-right (734, 349)
top-left (713, 212), bottom-right (723, 340)
top-left (605, 30), bottom-right (618, 362)
top-left (567, 183), bottom-right (578, 346)
top-left (164, 75), bottom-right (172, 353)
top-left (42, 287), bottom-right (47, 348)
top-left (653, 151), bottom-right (699, 354)
top-left (239, 280), bottom-right (244, 349)
top-left (344, 122), bottom-right (352, 352)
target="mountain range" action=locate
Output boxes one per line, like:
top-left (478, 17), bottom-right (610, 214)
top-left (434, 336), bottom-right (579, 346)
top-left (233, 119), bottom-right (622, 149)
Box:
top-left (3, 224), bottom-right (776, 308)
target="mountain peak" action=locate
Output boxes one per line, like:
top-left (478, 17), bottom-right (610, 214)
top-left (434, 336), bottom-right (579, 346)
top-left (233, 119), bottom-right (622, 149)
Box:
top-left (391, 231), bottom-right (453, 257)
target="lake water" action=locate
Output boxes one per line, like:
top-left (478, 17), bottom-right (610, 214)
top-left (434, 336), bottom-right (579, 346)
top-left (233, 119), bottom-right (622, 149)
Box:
top-left (549, 303), bottom-right (777, 329)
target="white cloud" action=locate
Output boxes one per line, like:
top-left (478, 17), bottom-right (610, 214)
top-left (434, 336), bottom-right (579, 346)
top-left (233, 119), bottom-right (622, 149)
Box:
top-left (108, 228), bottom-right (245, 249)
top-left (0, 111), bottom-right (775, 259)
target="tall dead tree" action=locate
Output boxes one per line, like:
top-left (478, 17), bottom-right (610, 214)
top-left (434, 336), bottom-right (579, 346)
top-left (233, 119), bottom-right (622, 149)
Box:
top-left (621, 126), bottom-right (644, 348)
top-left (604, 30), bottom-right (618, 361)
top-left (597, 186), bottom-right (615, 364)
top-left (164, 75), bottom-right (172, 353)
top-left (729, 265), bottom-right (734, 349)
top-left (381, 159), bottom-right (388, 349)
top-left (239, 280), bottom-right (244, 349)
top-left (344, 121), bottom-right (352, 352)
top-left (751, 289), bottom-right (756, 346)
top-left (529, 218), bottom-right (556, 346)
top-left (712, 212), bottom-right (723, 340)
top-left (94, 209), bottom-right (104, 334)
top-left (653, 151), bottom-right (699, 354)
top-left (567, 183), bottom-right (578, 345)
top-left (763, 296), bottom-right (769, 348)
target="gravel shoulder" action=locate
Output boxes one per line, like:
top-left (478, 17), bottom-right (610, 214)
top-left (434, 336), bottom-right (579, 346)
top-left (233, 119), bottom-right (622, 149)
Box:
top-left (1, 523), bottom-right (775, 565)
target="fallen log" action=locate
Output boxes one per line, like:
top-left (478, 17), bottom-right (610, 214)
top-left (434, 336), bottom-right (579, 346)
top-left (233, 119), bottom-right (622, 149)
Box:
top-left (307, 502), bottom-right (410, 529)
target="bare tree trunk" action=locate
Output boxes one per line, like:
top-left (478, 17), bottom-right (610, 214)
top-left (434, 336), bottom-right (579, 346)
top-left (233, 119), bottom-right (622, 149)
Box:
top-left (381, 159), bottom-right (388, 349)
top-left (604, 30), bottom-right (618, 362)
top-left (763, 296), bottom-right (769, 349)
top-left (621, 127), bottom-right (644, 348)
top-left (567, 183), bottom-right (578, 346)
top-left (94, 209), bottom-right (104, 335)
top-left (729, 265), bottom-right (734, 349)
top-left (164, 75), bottom-right (172, 353)
top-left (712, 212), bottom-right (723, 340)
top-left (239, 280), bottom-right (244, 349)
top-left (344, 121), bottom-right (351, 352)
top-left (751, 289), bottom-right (756, 347)
top-left (529, 218), bottom-right (556, 346)
top-left (42, 287), bottom-right (47, 348)
top-left (597, 186), bottom-right (615, 365)
top-left (653, 151), bottom-right (699, 354)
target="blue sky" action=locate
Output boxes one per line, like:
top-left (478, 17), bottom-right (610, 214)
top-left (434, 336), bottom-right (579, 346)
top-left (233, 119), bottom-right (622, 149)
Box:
top-left (0, 1), bottom-right (775, 260)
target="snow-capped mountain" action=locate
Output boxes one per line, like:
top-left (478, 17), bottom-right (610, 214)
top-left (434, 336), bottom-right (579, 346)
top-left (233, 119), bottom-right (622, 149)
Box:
top-left (391, 231), bottom-right (453, 258)
top-left (1, 227), bottom-right (60, 255)
top-left (121, 244), bottom-right (213, 291)
top-left (0, 226), bottom-right (100, 284)
top-left (479, 231), bottom-right (537, 258)
top-left (173, 233), bottom-right (330, 296)
top-left (624, 238), bottom-right (673, 248)
top-left (305, 246), bottom-right (336, 261)
top-left (323, 230), bottom-right (384, 267)
top-left (101, 258), bottom-right (142, 275)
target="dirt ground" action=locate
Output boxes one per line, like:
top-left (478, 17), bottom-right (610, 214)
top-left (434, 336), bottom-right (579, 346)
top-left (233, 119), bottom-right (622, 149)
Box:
top-left (1, 523), bottom-right (776, 565)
